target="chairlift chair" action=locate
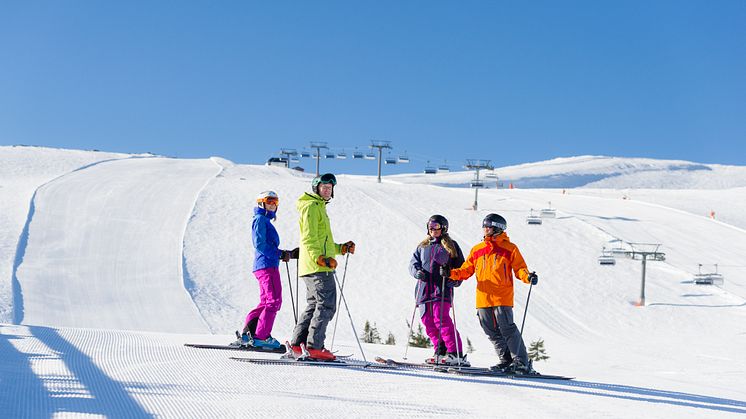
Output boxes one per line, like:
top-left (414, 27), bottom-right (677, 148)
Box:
top-left (398, 154), bottom-right (410, 163)
top-left (438, 165), bottom-right (450, 173)
top-left (325, 152), bottom-right (336, 159)
top-left (598, 248), bottom-right (616, 265)
top-left (300, 151), bottom-right (311, 158)
top-left (352, 151), bottom-right (364, 159)
top-left (470, 180), bottom-right (484, 188)
top-left (693, 264), bottom-right (725, 285)
top-left (424, 165), bottom-right (437, 174)
top-left (364, 152), bottom-right (376, 160)
top-left (336, 151), bottom-right (347, 159)
top-left (526, 209), bottom-right (543, 225)
top-left (384, 157), bottom-right (398, 165)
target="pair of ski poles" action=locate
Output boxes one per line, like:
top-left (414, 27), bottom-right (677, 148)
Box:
top-left (284, 253), bottom-right (367, 361)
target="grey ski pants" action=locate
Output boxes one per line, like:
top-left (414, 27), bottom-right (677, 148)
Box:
top-left (477, 306), bottom-right (529, 365)
top-left (290, 271), bottom-right (337, 349)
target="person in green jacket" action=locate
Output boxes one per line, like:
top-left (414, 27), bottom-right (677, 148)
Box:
top-left (289, 173), bottom-right (355, 361)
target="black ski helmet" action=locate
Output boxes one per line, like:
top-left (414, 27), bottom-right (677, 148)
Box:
top-left (482, 213), bottom-right (507, 235)
top-left (427, 214), bottom-right (449, 233)
top-left (312, 173), bottom-right (337, 198)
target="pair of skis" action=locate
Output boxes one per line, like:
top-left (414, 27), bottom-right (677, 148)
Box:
top-left (374, 357), bottom-right (573, 380)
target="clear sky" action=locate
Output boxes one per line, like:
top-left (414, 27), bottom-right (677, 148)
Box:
top-left (1, 1), bottom-right (745, 175)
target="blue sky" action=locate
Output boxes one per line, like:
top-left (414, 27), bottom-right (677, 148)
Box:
top-left (1, 1), bottom-right (745, 175)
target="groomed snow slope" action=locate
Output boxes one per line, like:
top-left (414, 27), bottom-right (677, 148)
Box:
top-left (2, 147), bottom-right (745, 417)
top-left (14, 157), bottom-right (220, 332)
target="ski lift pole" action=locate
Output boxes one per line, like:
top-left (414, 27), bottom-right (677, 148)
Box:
top-left (520, 282), bottom-right (534, 336)
top-left (332, 268), bottom-right (367, 362)
top-left (329, 254), bottom-right (350, 351)
top-left (285, 261), bottom-right (298, 324)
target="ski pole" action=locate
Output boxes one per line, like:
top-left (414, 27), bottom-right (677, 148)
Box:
top-left (295, 259), bottom-right (300, 322)
top-left (332, 270), bottom-right (367, 362)
top-left (402, 303), bottom-right (417, 360)
top-left (520, 282), bottom-right (534, 336)
top-left (285, 261), bottom-right (298, 324)
top-left (451, 293), bottom-right (461, 367)
top-left (329, 253), bottom-right (350, 351)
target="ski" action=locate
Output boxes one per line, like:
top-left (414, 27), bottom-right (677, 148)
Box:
top-left (183, 343), bottom-right (287, 353)
top-left (447, 367), bottom-right (573, 380)
top-left (373, 356), bottom-right (483, 372)
top-left (231, 356), bottom-right (397, 370)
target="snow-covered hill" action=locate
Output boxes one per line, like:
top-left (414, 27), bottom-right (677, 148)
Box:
top-left (391, 155), bottom-right (746, 189)
top-left (2, 146), bottom-right (745, 418)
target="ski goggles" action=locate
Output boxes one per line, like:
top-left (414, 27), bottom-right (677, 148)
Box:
top-left (482, 220), bottom-right (506, 231)
top-left (428, 222), bottom-right (443, 231)
top-left (260, 197), bottom-right (279, 205)
top-left (319, 173), bottom-right (337, 185)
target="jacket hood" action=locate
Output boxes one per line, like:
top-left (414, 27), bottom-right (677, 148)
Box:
top-left (297, 192), bottom-right (327, 210)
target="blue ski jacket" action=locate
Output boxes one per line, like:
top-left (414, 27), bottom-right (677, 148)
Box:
top-left (409, 237), bottom-right (465, 305)
top-left (252, 207), bottom-right (282, 272)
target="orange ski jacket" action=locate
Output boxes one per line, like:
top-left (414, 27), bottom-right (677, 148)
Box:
top-left (449, 233), bottom-right (531, 308)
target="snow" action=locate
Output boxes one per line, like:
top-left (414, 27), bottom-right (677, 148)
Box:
top-left (2, 146), bottom-right (746, 418)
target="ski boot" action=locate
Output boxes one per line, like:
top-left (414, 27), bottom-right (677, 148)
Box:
top-left (230, 330), bottom-right (253, 347)
top-left (440, 352), bottom-right (471, 367)
top-left (252, 336), bottom-right (282, 350)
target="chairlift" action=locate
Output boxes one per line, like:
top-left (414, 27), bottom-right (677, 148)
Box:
top-left (485, 171), bottom-right (498, 179)
top-left (336, 151), bottom-right (347, 159)
top-left (384, 156), bottom-right (398, 165)
top-left (290, 156), bottom-right (300, 163)
top-left (540, 202), bottom-right (556, 218)
top-left (598, 248), bottom-right (616, 266)
top-left (438, 164), bottom-right (450, 173)
top-left (364, 152), bottom-right (376, 160)
top-left (300, 150), bottom-right (311, 158)
top-left (693, 264), bottom-right (725, 285)
top-left (325, 152), bottom-right (336, 159)
top-left (470, 180), bottom-right (484, 188)
top-left (424, 167), bottom-right (437, 174)
top-left (526, 209), bottom-right (543, 225)
top-left (398, 154), bottom-right (410, 163)
top-left (352, 151), bottom-right (364, 159)
top-left (607, 239), bottom-right (630, 257)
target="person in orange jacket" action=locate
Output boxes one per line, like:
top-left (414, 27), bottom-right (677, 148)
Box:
top-left (440, 213), bottom-right (538, 374)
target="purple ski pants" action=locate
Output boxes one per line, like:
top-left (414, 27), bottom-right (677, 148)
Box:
top-left (244, 267), bottom-right (282, 340)
top-left (420, 301), bottom-right (463, 354)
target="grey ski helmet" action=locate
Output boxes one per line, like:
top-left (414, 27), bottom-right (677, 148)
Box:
top-left (482, 213), bottom-right (507, 235)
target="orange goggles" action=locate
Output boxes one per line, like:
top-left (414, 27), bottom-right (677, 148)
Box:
top-left (260, 197), bottom-right (279, 205)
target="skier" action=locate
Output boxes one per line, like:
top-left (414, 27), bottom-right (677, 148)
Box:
top-left (235, 190), bottom-right (298, 350)
top-left (288, 173), bottom-right (355, 361)
top-left (441, 213), bottom-right (539, 374)
top-left (409, 215), bottom-right (468, 366)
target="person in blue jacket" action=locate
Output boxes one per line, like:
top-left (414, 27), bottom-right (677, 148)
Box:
top-left (235, 190), bottom-right (298, 349)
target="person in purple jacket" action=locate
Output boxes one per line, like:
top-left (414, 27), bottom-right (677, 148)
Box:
top-left (234, 190), bottom-right (298, 350)
top-left (409, 214), bottom-right (468, 366)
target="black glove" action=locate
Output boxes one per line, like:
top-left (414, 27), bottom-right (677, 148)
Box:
top-left (280, 250), bottom-right (291, 262)
top-left (528, 272), bottom-right (538, 285)
top-left (415, 270), bottom-right (426, 280)
top-left (289, 247), bottom-right (300, 259)
top-left (446, 279), bottom-right (460, 288)
top-left (439, 266), bottom-right (451, 278)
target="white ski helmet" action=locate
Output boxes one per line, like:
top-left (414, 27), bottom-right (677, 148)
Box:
top-left (256, 190), bottom-right (279, 208)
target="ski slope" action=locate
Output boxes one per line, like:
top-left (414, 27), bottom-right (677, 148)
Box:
top-left (2, 146), bottom-right (745, 418)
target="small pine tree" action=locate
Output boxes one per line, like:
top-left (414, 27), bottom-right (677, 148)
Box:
top-left (466, 337), bottom-right (475, 354)
top-left (385, 331), bottom-right (396, 345)
top-left (528, 338), bottom-right (550, 362)
top-left (361, 320), bottom-right (382, 344)
top-left (406, 319), bottom-right (432, 348)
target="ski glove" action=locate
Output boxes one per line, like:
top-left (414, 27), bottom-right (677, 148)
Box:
top-left (415, 270), bottom-right (426, 280)
top-left (341, 241), bottom-right (356, 255)
top-left (289, 247), bottom-right (300, 259)
top-left (317, 255), bottom-right (338, 269)
top-left (528, 272), bottom-right (539, 285)
top-left (439, 266), bottom-right (451, 279)
top-left (280, 250), bottom-right (291, 262)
